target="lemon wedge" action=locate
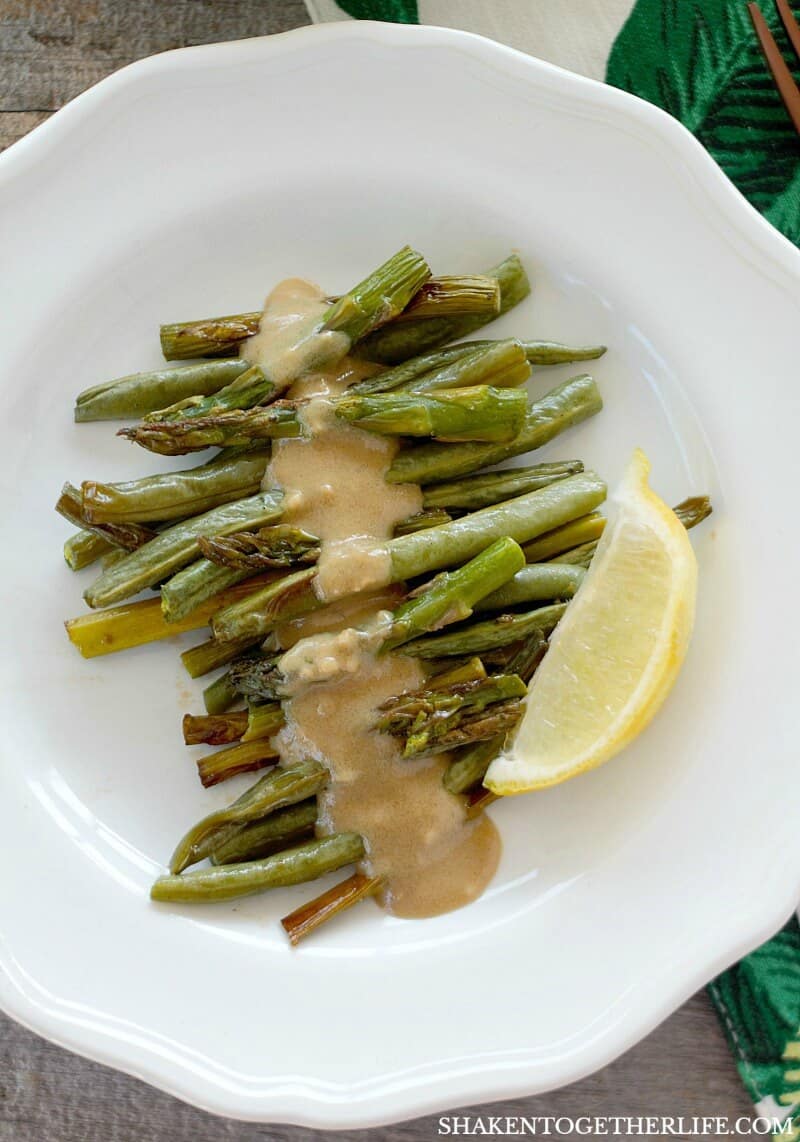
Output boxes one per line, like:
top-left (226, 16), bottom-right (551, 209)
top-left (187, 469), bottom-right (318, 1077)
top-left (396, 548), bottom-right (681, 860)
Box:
top-left (485, 449), bottom-right (697, 794)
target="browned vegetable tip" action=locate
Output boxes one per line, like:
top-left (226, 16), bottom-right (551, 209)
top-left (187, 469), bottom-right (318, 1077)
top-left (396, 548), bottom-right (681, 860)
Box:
top-left (182, 712), bottom-right (249, 746)
top-left (196, 739), bottom-right (279, 788)
top-left (280, 873), bottom-right (383, 946)
top-left (466, 787), bottom-right (500, 819)
top-left (55, 482), bottom-right (157, 552)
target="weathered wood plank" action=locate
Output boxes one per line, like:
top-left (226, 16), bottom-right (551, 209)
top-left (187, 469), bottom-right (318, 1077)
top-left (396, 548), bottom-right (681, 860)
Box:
top-left (0, 995), bottom-right (754, 1141)
top-left (0, 109), bottom-right (49, 149)
top-left (0, 0), bottom-right (310, 146)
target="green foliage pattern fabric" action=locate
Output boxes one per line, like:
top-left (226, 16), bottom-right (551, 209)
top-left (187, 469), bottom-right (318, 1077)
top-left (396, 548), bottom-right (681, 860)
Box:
top-left (606, 0), bottom-right (800, 244)
top-left (337, 0), bottom-right (418, 21)
top-left (709, 917), bottom-right (800, 1133)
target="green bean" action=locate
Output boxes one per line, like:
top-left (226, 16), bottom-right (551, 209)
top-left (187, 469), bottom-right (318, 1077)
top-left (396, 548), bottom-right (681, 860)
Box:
top-left (421, 462), bottom-right (584, 512)
top-left (387, 375), bottom-right (602, 485)
top-left (75, 360), bottom-right (249, 421)
top-left (83, 492), bottom-right (283, 609)
top-left (161, 560), bottom-right (254, 623)
top-left (210, 800), bottom-right (318, 865)
top-left (474, 564), bottom-right (585, 611)
top-left (169, 759), bottom-right (328, 873)
top-left (81, 453), bottom-right (269, 524)
top-left (387, 473), bottom-right (606, 584)
top-left (152, 834), bottom-right (364, 903)
top-left (56, 482), bottom-right (157, 552)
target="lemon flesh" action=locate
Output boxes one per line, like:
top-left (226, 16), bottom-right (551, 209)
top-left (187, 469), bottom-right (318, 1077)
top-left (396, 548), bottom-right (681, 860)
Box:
top-left (485, 449), bottom-right (697, 795)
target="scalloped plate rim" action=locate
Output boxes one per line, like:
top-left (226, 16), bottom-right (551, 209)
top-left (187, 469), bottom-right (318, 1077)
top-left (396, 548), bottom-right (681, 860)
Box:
top-left (1, 21), bottom-right (799, 1128)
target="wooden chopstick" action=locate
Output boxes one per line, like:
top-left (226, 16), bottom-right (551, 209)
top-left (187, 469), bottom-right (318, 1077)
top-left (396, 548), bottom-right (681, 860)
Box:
top-left (775, 0), bottom-right (800, 63)
top-left (747, 2), bottom-right (800, 135)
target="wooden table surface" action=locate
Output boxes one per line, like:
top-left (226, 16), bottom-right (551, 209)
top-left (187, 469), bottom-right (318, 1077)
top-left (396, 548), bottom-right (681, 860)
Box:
top-left (0, 2), bottom-right (758, 1138)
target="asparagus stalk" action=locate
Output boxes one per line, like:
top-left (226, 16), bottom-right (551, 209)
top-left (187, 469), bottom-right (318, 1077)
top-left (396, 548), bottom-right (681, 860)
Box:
top-left (160, 312), bottom-right (262, 361)
top-left (182, 712), bottom-right (249, 746)
top-left (242, 702), bottom-right (285, 742)
top-left (74, 360), bottom-right (249, 421)
top-left (65, 575), bottom-right (274, 658)
top-left (123, 382), bottom-right (530, 455)
top-left (56, 483), bottom-right (157, 552)
top-left (395, 275), bottom-right (499, 322)
top-left (181, 634), bottom-right (262, 678)
top-left (81, 453), bottom-right (269, 525)
top-left (550, 495), bottom-right (713, 568)
top-left (169, 759), bottom-right (328, 874)
top-left (673, 495), bottom-right (713, 529)
top-left (281, 873), bottom-right (383, 945)
top-left (400, 602), bottom-right (568, 659)
top-left (442, 635), bottom-right (547, 794)
top-left (335, 386), bottom-right (528, 443)
top-left (522, 512), bottom-right (606, 563)
top-left (443, 736), bottom-right (503, 797)
top-left (227, 652), bottom-right (282, 703)
top-left (212, 567), bottom-right (318, 643)
top-left (210, 800), bottom-right (318, 865)
top-left (196, 739), bottom-right (279, 788)
top-left (474, 563), bottom-right (585, 611)
top-left (382, 537), bottom-right (525, 652)
top-left (63, 529), bottom-right (115, 571)
top-left (143, 364), bottom-right (277, 423)
top-left (122, 403), bottom-right (300, 455)
top-left (152, 834), bottom-right (365, 903)
top-left (387, 374), bottom-right (602, 485)
top-left (354, 254), bottom-right (530, 364)
top-left (549, 539), bottom-right (601, 568)
top-left (421, 461), bottom-right (583, 512)
top-left (83, 492), bottom-right (283, 609)
top-left (203, 671), bottom-right (240, 716)
top-left (158, 275), bottom-right (496, 360)
top-left (377, 674), bottom-right (526, 758)
top-left (149, 248), bottom-right (431, 425)
top-left (218, 542), bottom-right (522, 692)
top-left (428, 657), bottom-right (487, 688)
top-left (198, 526), bottom-right (320, 570)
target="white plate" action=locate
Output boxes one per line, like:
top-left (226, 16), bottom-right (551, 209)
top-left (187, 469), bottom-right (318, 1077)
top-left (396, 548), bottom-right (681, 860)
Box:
top-left (1, 21), bottom-right (799, 1129)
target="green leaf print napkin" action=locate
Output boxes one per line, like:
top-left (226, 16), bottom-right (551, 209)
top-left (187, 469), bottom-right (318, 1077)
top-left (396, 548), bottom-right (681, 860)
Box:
top-left (305, 0), bottom-right (800, 1129)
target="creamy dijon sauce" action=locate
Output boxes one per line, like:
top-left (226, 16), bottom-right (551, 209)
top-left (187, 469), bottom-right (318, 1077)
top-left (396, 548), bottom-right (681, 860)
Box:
top-left (268, 360), bottom-right (418, 603)
top-left (258, 280), bottom-right (502, 919)
top-left (241, 278), bottom-right (350, 387)
top-left (277, 653), bottom-right (500, 918)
